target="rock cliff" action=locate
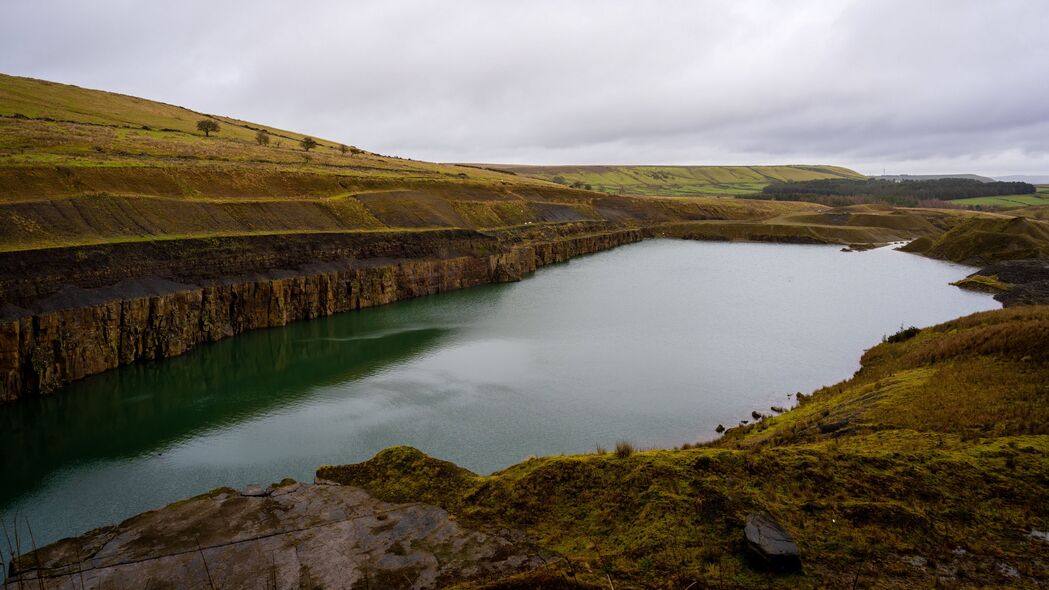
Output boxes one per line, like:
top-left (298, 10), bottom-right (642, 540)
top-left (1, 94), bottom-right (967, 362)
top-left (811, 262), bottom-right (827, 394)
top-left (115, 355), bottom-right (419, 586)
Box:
top-left (0, 229), bottom-right (644, 401)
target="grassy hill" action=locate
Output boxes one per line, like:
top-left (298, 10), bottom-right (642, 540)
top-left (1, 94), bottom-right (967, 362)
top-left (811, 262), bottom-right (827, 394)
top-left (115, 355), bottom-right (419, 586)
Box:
top-left (901, 216), bottom-right (1049, 264)
top-left (1, 74), bottom-right (848, 253)
top-left (488, 164), bottom-right (864, 196)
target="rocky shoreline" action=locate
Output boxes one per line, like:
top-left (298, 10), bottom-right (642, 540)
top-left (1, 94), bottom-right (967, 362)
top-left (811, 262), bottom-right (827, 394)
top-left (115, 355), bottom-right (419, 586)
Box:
top-left (958, 258), bottom-right (1049, 306)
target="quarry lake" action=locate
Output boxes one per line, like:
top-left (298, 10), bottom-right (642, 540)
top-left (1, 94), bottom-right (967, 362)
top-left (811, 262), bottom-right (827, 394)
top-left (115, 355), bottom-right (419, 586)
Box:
top-left (1, 240), bottom-right (1000, 547)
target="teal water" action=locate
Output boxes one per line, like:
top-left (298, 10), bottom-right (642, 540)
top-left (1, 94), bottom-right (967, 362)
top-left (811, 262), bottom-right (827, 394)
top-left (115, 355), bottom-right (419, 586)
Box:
top-left (0, 240), bottom-right (999, 548)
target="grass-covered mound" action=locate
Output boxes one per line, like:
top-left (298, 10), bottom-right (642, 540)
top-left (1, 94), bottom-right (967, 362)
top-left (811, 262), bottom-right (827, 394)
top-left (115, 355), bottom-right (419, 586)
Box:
top-left (900, 216), bottom-right (1049, 264)
top-left (319, 306), bottom-right (1049, 589)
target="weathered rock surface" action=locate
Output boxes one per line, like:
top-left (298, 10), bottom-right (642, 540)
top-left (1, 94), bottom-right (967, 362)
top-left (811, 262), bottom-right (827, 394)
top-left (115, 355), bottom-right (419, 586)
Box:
top-left (967, 259), bottom-right (1049, 307)
top-left (743, 512), bottom-right (802, 572)
top-left (9, 481), bottom-right (547, 589)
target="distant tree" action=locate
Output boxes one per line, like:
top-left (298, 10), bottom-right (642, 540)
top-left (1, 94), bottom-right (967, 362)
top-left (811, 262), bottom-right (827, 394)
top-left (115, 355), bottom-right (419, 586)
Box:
top-left (584, 183), bottom-right (592, 191)
top-left (196, 119), bottom-right (220, 137)
top-left (300, 136), bottom-right (318, 152)
top-left (552, 175), bottom-right (567, 185)
top-left (339, 143), bottom-right (348, 155)
top-left (255, 129), bottom-right (271, 146)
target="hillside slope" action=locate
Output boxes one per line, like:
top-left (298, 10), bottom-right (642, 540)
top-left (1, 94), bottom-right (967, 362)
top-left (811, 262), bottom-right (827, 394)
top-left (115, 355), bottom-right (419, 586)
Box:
top-left (489, 164), bottom-right (864, 196)
top-left (900, 216), bottom-right (1049, 264)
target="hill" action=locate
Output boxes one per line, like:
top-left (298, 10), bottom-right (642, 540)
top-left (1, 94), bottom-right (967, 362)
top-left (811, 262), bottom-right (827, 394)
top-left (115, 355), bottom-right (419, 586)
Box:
top-left (0, 74), bottom-right (882, 256)
top-left (480, 164), bottom-right (864, 196)
top-left (900, 216), bottom-right (1049, 264)
top-left (995, 175), bottom-right (1049, 184)
top-left (872, 173), bottom-right (995, 183)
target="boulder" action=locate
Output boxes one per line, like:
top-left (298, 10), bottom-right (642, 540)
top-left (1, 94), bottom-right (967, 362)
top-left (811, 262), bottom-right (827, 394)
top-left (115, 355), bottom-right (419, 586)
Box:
top-left (744, 512), bottom-right (802, 571)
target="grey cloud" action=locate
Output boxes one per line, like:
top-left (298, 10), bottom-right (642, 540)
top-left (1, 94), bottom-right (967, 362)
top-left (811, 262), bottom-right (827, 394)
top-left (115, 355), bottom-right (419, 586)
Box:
top-left (2, 0), bottom-right (1048, 175)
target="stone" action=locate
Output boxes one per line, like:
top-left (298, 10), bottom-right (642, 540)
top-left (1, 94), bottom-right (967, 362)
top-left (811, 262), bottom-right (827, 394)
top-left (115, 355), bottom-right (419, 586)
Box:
top-left (744, 511), bottom-right (802, 571)
top-left (819, 419), bottom-right (850, 434)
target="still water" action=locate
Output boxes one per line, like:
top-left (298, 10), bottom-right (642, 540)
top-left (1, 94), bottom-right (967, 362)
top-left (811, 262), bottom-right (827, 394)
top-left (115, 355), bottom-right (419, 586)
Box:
top-left (1, 240), bottom-right (998, 546)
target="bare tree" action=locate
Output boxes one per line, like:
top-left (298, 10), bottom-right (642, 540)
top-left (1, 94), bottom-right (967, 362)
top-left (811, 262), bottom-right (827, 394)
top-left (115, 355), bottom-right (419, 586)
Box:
top-left (196, 119), bottom-right (220, 137)
top-left (255, 129), bottom-right (271, 146)
top-left (300, 136), bottom-right (318, 152)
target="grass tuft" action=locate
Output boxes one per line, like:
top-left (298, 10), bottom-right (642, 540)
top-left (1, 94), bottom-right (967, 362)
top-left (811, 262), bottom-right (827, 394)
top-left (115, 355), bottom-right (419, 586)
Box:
top-left (614, 441), bottom-right (635, 459)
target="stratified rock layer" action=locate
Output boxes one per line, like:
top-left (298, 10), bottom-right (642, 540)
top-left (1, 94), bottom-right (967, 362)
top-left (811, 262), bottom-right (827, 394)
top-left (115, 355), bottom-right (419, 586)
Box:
top-left (0, 229), bottom-right (644, 401)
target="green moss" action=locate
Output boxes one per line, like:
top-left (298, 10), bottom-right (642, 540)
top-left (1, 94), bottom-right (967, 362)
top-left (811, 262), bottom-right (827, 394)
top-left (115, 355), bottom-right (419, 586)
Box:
top-left (952, 273), bottom-right (1011, 292)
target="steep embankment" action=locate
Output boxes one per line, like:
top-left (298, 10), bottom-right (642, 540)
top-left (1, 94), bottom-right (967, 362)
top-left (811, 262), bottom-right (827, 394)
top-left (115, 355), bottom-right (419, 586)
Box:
top-left (0, 228), bottom-right (647, 401)
top-left (12, 307), bottom-right (1049, 588)
top-left (489, 164), bottom-right (864, 196)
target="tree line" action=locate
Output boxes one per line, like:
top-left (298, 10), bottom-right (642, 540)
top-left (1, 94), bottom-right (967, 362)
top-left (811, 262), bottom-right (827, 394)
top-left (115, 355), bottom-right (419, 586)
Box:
top-left (195, 118), bottom-right (360, 155)
top-left (748, 178), bottom-right (1035, 207)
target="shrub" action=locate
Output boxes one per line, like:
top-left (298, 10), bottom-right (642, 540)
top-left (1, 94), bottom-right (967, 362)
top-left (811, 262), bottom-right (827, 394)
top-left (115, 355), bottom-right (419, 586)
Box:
top-left (615, 440), bottom-right (635, 458)
top-left (196, 119), bottom-right (220, 137)
top-left (884, 326), bottom-right (921, 344)
top-left (300, 136), bottom-right (318, 151)
top-left (255, 129), bottom-right (270, 146)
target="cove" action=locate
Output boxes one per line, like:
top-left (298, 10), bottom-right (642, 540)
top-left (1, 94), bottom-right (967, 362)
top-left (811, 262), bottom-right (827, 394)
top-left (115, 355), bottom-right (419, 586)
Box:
top-left (0, 240), bottom-right (999, 547)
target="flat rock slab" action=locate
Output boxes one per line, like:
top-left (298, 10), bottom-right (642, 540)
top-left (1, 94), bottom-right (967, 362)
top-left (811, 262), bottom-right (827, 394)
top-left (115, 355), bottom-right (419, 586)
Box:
top-left (10, 482), bottom-right (545, 589)
top-left (744, 511), bottom-right (802, 572)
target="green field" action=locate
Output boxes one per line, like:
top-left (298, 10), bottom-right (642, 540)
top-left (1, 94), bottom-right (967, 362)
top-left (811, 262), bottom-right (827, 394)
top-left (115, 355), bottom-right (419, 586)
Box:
top-left (490, 163), bottom-right (864, 196)
top-left (954, 187), bottom-right (1049, 208)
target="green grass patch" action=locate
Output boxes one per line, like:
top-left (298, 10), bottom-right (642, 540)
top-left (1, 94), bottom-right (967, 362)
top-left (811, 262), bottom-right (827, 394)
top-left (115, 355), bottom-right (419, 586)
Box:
top-left (954, 194), bottom-right (1049, 208)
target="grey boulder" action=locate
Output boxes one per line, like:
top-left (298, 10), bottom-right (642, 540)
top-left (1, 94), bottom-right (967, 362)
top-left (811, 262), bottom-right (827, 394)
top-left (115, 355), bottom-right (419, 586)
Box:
top-left (744, 511), bottom-right (802, 571)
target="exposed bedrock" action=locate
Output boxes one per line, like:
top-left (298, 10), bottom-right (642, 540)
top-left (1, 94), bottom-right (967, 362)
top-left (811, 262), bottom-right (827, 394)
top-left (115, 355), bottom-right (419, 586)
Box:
top-left (0, 228), bottom-right (644, 401)
top-left (7, 481), bottom-right (548, 590)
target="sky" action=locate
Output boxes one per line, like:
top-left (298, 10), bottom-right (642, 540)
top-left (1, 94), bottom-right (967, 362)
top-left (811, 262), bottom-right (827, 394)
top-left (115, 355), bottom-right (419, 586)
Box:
top-left (2, 0), bottom-right (1048, 175)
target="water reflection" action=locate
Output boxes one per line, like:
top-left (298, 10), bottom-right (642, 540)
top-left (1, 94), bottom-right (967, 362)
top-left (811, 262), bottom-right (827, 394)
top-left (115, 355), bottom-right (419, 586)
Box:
top-left (0, 314), bottom-right (458, 506)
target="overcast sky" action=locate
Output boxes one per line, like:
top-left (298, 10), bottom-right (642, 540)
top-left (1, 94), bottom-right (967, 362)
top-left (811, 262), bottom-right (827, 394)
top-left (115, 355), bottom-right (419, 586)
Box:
top-left (3, 1), bottom-right (1048, 175)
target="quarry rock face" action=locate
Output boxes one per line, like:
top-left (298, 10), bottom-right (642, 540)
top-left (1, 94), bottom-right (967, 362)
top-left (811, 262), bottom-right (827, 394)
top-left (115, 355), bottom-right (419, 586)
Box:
top-left (8, 482), bottom-right (547, 590)
top-left (0, 229), bottom-right (644, 401)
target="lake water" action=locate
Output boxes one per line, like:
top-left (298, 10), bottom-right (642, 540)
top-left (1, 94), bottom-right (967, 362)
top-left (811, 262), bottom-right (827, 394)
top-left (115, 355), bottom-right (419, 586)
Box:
top-left (0, 240), bottom-right (999, 548)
